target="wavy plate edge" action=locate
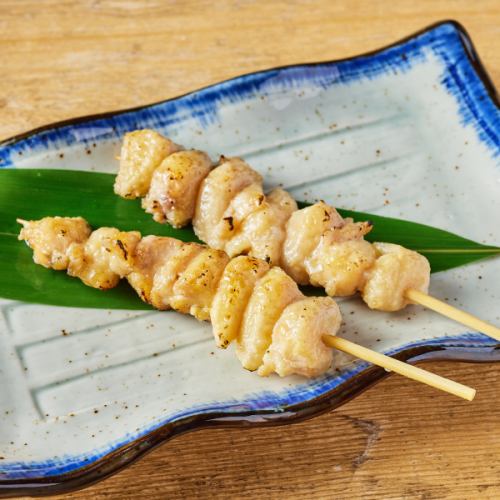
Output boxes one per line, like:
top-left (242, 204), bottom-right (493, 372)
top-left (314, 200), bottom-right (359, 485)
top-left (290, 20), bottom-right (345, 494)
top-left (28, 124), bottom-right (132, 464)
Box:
top-left (0, 20), bottom-right (498, 151)
top-left (1, 341), bottom-right (498, 498)
top-left (0, 19), bottom-right (499, 497)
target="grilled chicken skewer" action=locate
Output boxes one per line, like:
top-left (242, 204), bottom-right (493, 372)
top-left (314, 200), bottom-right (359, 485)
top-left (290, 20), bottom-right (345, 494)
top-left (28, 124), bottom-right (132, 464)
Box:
top-left (114, 129), bottom-right (500, 341)
top-left (18, 217), bottom-right (475, 400)
top-left (17, 216), bottom-right (340, 377)
top-left (114, 130), bottom-right (429, 313)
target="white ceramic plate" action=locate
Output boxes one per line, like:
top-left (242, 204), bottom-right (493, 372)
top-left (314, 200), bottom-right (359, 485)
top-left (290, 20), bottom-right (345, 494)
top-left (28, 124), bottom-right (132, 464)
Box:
top-left (0, 21), bottom-right (498, 497)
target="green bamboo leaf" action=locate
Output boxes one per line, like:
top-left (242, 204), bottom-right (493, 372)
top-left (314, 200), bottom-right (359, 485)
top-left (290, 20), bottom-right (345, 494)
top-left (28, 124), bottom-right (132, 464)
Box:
top-left (328, 207), bottom-right (500, 274)
top-left (0, 169), bottom-right (498, 309)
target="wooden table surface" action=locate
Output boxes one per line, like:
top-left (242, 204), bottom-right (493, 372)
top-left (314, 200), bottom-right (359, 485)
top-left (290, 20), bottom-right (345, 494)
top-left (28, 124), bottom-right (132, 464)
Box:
top-left (2, 1), bottom-right (499, 498)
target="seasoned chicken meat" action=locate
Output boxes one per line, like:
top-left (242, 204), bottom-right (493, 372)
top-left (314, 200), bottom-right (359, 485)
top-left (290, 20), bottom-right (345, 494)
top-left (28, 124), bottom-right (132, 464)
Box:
top-left (362, 243), bottom-right (431, 311)
top-left (18, 218), bottom-right (140, 289)
top-left (114, 129), bottom-right (431, 312)
top-left (127, 235), bottom-right (184, 308)
top-left (169, 247), bottom-right (229, 321)
top-left (66, 227), bottom-right (141, 289)
top-left (210, 255), bottom-right (269, 348)
top-left (236, 267), bottom-right (303, 371)
top-left (193, 157), bottom-right (262, 248)
top-left (19, 217), bottom-right (343, 378)
top-left (282, 201), bottom-right (344, 283)
top-left (142, 150), bottom-right (212, 227)
top-left (114, 129), bottom-right (180, 199)
top-left (305, 221), bottom-right (376, 296)
top-left (259, 297), bottom-right (342, 378)
top-left (17, 216), bottom-right (91, 270)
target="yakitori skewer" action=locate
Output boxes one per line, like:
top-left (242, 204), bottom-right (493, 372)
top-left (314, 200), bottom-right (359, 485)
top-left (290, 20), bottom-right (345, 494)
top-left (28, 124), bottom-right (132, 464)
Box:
top-left (18, 216), bottom-right (475, 400)
top-left (113, 129), bottom-right (500, 342)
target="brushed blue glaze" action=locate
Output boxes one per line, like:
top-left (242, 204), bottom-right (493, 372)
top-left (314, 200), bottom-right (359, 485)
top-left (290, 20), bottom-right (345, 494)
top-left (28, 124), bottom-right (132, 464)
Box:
top-left (0, 22), bottom-right (498, 168)
top-left (0, 333), bottom-right (496, 480)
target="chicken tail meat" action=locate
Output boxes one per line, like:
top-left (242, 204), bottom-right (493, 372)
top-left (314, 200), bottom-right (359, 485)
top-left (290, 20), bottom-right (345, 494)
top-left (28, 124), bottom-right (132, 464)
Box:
top-left (18, 216), bottom-right (342, 378)
top-left (114, 129), bottom-right (430, 312)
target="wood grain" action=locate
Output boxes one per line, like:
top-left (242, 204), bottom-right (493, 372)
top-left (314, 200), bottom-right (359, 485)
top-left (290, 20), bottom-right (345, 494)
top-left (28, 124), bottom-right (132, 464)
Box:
top-left (65, 362), bottom-right (499, 500)
top-left (2, 1), bottom-right (499, 498)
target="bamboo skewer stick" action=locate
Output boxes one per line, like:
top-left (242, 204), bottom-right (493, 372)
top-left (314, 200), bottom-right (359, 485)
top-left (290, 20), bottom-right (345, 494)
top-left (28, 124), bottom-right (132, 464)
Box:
top-left (406, 289), bottom-right (500, 342)
top-left (323, 336), bottom-right (476, 401)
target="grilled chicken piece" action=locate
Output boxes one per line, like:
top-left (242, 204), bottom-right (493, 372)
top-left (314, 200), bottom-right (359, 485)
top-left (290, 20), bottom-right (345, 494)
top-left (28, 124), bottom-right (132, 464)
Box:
top-left (224, 202), bottom-right (286, 265)
top-left (236, 267), bottom-right (303, 371)
top-left (18, 216), bottom-right (91, 270)
top-left (66, 227), bottom-right (140, 289)
top-left (212, 183), bottom-right (265, 244)
top-left (146, 241), bottom-right (203, 310)
top-left (259, 297), bottom-right (342, 378)
top-left (114, 129), bottom-right (180, 199)
top-left (216, 185), bottom-right (297, 266)
top-left (266, 188), bottom-right (297, 222)
top-left (19, 217), bottom-right (344, 379)
top-left (362, 243), bottom-right (431, 311)
top-left (193, 157), bottom-right (262, 248)
top-left (18, 217), bottom-right (140, 289)
top-left (305, 221), bottom-right (376, 297)
top-left (210, 255), bottom-right (269, 348)
top-left (115, 129), bottom-right (432, 313)
top-left (282, 201), bottom-right (344, 284)
top-left (142, 150), bottom-right (212, 227)
top-left (169, 247), bottom-right (229, 321)
top-left (127, 235), bottom-right (184, 308)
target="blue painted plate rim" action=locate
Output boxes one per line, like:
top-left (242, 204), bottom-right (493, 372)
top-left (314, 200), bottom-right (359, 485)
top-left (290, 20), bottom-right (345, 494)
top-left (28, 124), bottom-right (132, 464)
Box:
top-left (0, 19), bottom-right (498, 158)
top-left (0, 19), bottom-right (499, 498)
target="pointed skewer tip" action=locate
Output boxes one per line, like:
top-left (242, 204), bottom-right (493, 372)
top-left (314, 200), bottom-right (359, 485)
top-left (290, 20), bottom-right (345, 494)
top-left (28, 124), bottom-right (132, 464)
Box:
top-left (323, 335), bottom-right (476, 401)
